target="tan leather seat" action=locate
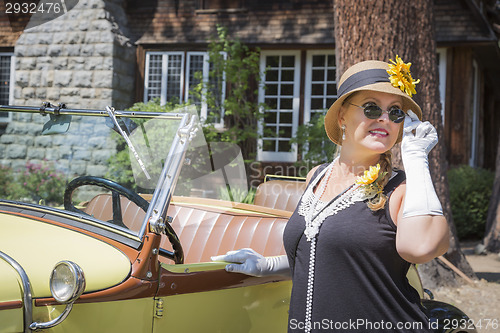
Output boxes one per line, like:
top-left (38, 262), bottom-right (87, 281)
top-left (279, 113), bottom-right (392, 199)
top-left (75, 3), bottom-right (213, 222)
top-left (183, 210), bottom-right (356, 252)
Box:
top-left (84, 194), bottom-right (288, 264)
top-left (254, 180), bottom-right (306, 212)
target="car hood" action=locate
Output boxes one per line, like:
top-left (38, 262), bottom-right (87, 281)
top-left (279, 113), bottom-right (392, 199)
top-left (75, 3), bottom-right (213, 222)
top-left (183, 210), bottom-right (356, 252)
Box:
top-left (0, 212), bottom-right (132, 300)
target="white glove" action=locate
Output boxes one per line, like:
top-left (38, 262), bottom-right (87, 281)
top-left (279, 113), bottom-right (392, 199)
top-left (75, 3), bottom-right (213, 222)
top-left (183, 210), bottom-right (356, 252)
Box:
top-left (211, 248), bottom-right (290, 277)
top-left (401, 110), bottom-right (443, 218)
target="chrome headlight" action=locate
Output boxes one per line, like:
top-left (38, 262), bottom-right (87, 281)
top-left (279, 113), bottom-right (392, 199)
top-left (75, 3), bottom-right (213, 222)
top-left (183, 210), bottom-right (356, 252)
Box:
top-left (49, 261), bottom-right (86, 304)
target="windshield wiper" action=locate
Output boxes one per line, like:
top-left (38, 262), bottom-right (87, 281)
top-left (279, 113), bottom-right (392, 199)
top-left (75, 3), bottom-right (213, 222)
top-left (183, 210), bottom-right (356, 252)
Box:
top-left (105, 106), bottom-right (151, 180)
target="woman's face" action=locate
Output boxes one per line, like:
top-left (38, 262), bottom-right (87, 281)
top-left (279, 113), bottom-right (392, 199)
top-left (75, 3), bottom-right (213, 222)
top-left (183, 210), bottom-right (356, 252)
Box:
top-left (339, 91), bottom-right (403, 156)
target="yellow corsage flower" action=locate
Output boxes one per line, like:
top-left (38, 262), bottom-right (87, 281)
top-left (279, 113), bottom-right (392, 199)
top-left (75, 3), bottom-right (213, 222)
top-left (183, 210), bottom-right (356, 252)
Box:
top-left (387, 55), bottom-right (420, 97)
top-left (355, 164), bottom-right (387, 200)
top-left (356, 164), bottom-right (381, 186)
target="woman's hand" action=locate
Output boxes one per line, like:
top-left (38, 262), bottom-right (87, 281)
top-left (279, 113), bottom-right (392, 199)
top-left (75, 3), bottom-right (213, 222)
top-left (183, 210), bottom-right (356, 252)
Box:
top-left (211, 249), bottom-right (290, 277)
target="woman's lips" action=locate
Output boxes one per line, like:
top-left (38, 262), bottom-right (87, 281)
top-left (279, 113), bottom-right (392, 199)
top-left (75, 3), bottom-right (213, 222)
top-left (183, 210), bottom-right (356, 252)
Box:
top-left (369, 128), bottom-right (389, 137)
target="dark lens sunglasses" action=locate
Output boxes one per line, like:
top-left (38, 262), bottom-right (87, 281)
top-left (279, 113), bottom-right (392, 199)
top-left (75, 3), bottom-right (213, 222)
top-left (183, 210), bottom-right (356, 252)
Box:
top-left (349, 103), bottom-right (406, 123)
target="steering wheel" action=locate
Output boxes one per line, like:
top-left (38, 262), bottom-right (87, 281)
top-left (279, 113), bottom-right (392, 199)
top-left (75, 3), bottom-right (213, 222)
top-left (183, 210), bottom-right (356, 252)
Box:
top-left (64, 176), bottom-right (184, 264)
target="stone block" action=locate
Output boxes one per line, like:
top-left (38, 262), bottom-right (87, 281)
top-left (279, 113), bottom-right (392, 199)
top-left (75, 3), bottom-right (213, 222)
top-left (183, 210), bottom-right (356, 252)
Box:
top-left (80, 45), bottom-right (95, 57)
top-left (16, 71), bottom-right (30, 88)
top-left (85, 31), bottom-right (101, 44)
top-left (48, 45), bottom-right (63, 57)
top-left (27, 147), bottom-right (46, 160)
top-left (85, 57), bottom-right (103, 71)
top-left (19, 58), bottom-right (37, 70)
top-left (25, 45), bottom-right (48, 57)
top-left (61, 88), bottom-right (80, 96)
top-left (34, 136), bottom-right (53, 147)
top-left (86, 165), bottom-right (107, 176)
top-left (54, 71), bottom-right (73, 87)
top-left (95, 43), bottom-right (113, 57)
top-left (0, 134), bottom-right (16, 144)
top-left (74, 71), bottom-right (93, 88)
top-left (92, 149), bottom-right (113, 164)
top-left (98, 88), bottom-right (112, 99)
top-left (92, 19), bottom-right (112, 31)
top-left (38, 33), bottom-right (53, 45)
top-left (36, 88), bottom-right (47, 99)
top-left (99, 31), bottom-right (115, 44)
top-left (64, 44), bottom-right (82, 57)
top-left (29, 71), bottom-right (42, 87)
top-left (53, 58), bottom-right (68, 70)
top-left (70, 161), bottom-right (87, 175)
top-left (22, 87), bottom-right (36, 99)
top-left (6, 145), bottom-right (27, 159)
top-left (80, 88), bottom-right (96, 99)
top-left (53, 32), bottom-right (67, 44)
top-left (94, 71), bottom-right (113, 88)
top-left (73, 149), bottom-right (92, 161)
top-left (47, 88), bottom-right (61, 100)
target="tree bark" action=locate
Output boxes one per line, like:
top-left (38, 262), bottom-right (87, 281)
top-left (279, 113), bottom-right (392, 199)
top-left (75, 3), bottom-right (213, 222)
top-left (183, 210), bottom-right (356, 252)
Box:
top-left (483, 133), bottom-right (500, 252)
top-left (333, 0), bottom-right (475, 287)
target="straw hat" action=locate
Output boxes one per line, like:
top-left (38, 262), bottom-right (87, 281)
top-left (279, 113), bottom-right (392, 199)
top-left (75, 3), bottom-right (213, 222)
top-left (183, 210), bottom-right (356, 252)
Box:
top-left (325, 59), bottom-right (422, 145)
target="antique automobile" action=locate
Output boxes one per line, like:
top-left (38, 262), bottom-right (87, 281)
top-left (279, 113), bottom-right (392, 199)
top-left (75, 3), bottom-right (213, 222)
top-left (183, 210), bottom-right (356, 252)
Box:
top-left (0, 104), bottom-right (475, 332)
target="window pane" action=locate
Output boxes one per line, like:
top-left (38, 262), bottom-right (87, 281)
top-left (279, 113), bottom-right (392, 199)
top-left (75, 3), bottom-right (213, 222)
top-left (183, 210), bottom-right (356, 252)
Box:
top-left (311, 98), bottom-right (324, 110)
top-left (280, 84), bottom-right (293, 96)
top-left (266, 70), bottom-right (279, 82)
top-left (263, 140), bottom-right (275, 152)
top-left (280, 98), bottom-right (293, 110)
top-left (327, 69), bottom-right (336, 81)
top-left (327, 55), bottom-right (336, 67)
top-left (266, 56), bottom-right (279, 68)
top-left (278, 140), bottom-right (291, 152)
top-left (312, 69), bottom-right (324, 82)
top-left (312, 55), bottom-right (325, 67)
top-left (146, 54), bottom-right (163, 100)
top-left (282, 56), bottom-right (295, 67)
top-left (280, 112), bottom-right (292, 124)
top-left (281, 70), bottom-right (294, 82)
top-left (265, 98), bottom-right (278, 110)
top-left (266, 84), bottom-right (278, 95)
top-left (264, 111), bottom-right (277, 124)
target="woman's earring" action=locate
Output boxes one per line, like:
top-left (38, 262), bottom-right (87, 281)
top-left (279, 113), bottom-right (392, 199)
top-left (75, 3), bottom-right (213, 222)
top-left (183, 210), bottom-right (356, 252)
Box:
top-left (341, 125), bottom-right (346, 141)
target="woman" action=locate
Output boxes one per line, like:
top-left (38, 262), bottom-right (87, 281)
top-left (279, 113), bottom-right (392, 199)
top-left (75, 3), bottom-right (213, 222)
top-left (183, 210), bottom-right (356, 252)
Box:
top-left (212, 58), bottom-right (449, 332)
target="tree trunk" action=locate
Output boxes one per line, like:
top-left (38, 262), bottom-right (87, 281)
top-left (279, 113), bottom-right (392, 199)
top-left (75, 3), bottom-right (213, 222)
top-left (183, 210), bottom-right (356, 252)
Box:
top-left (483, 133), bottom-right (500, 252)
top-left (333, 0), bottom-right (475, 287)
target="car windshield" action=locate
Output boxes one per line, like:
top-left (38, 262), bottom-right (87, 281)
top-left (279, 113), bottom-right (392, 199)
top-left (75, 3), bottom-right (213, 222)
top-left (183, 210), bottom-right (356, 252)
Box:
top-left (0, 105), bottom-right (249, 240)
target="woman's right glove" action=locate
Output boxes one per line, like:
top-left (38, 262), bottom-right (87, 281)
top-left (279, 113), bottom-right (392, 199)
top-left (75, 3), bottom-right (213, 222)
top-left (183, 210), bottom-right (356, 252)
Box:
top-left (211, 248), bottom-right (290, 277)
top-left (401, 110), bottom-right (443, 218)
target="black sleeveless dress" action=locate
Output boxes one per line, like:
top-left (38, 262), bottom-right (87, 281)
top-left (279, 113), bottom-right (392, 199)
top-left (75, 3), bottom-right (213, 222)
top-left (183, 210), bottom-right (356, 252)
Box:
top-left (283, 164), bottom-right (432, 332)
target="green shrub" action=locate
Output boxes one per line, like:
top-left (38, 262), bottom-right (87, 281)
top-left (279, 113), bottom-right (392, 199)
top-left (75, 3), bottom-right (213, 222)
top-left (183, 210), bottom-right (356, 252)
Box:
top-left (0, 162), bottom-right (67, 206)
top-left (448, 165), bottom-right (495, 240)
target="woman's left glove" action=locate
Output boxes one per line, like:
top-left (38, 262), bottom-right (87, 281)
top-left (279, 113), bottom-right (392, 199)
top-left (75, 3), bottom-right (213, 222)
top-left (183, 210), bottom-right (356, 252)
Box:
top-left (211, 249), bottom-right (290, 277)
top-left (401, 110), bottom-right (443, 218)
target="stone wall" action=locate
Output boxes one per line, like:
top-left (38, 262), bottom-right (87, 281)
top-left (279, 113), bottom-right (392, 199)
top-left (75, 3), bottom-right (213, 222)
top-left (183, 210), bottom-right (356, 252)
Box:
top-left (0, 0), bottom-right (136, 198)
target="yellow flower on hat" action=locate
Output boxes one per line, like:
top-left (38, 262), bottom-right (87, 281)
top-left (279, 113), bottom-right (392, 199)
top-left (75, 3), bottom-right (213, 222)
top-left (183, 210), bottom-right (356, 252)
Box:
top-left (356, 164), bottom-right (381, 186)
top-left (387, 55), bottom-right (420, 97)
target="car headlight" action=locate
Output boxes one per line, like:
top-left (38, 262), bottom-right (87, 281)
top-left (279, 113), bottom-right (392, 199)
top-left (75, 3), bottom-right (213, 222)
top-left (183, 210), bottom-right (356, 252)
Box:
top-left (49, 261), bottom-right (86, 304)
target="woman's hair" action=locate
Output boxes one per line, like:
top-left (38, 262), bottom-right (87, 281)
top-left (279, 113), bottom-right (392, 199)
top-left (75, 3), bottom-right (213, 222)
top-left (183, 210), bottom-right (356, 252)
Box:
top-left (367, 150), bottom-right (392, 211)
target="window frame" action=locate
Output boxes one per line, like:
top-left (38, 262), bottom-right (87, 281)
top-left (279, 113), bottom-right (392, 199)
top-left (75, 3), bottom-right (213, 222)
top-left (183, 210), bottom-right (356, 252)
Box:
top-left (144, 50), bottom-right (226, 127)
top-left (257, 50), bottom-right (301, 163)
top-left (303, 50), bottom-right (337, 124)
top-left (0, 52), bottom-right (14, 124)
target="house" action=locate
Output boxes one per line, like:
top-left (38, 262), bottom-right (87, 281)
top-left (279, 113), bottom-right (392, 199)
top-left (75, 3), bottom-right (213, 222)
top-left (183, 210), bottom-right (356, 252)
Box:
top-left (1, 0), bottom-right (499, 185)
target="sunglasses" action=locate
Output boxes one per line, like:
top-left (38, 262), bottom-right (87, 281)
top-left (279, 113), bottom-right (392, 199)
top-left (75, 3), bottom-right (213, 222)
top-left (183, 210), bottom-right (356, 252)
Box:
top-left (348, 103), bottom-right (406, 123)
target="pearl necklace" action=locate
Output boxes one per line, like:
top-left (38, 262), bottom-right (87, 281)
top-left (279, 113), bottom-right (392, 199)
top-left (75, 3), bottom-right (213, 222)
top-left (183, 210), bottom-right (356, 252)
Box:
top-left (298, 159), bottom-right (381, 333)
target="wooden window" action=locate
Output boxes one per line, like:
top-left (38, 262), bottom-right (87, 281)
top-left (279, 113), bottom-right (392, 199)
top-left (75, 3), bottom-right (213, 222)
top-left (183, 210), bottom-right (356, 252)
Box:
top-left (304, 50), bottom-right (337, 124)
top-left (185, 52), bottom-right (226, 127)
top-left (0, 53), bottom-right (14, 123)
top-left (258, 51), bottom-right (300, 162)
top-left (145, 51), bottom-right (226, 126)
top-left (144, 52), bottom-right (184, 105)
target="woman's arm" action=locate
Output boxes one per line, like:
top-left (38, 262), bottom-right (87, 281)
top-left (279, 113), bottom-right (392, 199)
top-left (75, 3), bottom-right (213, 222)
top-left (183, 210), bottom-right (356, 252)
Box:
top-left (389, 184), bottom-right (449, 264)
top-left (391, 111), bottom-right (450, 264)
